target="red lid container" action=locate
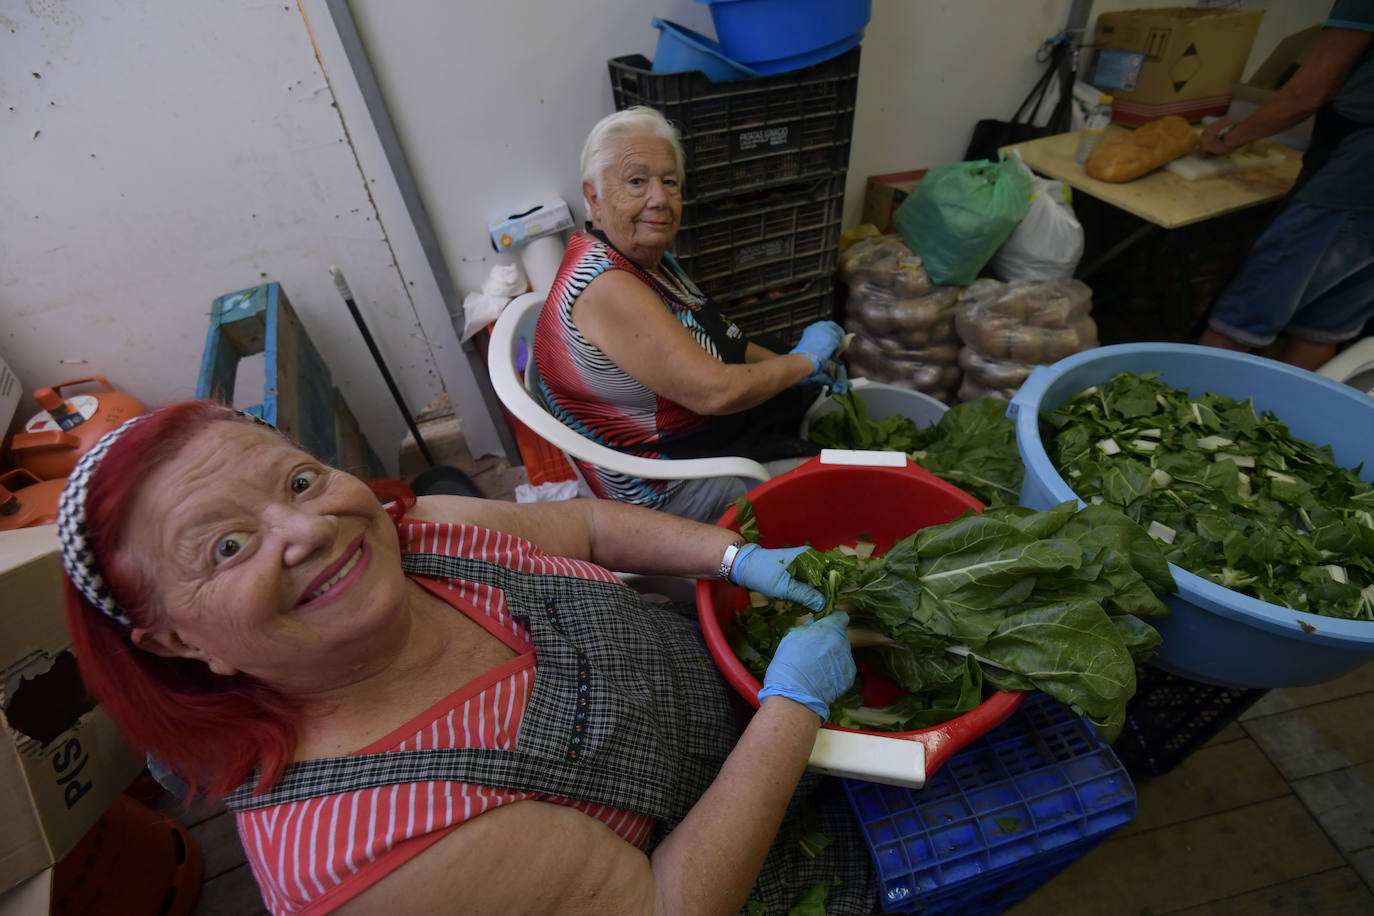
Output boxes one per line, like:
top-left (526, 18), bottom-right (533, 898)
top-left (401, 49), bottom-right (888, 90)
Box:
top-left (696, 455), bottom-right (1027, 783)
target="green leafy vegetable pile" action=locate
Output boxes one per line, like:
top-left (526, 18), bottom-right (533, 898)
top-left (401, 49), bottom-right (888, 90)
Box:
top-left (727, 499), bottom-right (1175, 742)
top-left (1042, 372), bottom-right (1374, 620)
top-left (808, 393), bottom-right (1024, 506)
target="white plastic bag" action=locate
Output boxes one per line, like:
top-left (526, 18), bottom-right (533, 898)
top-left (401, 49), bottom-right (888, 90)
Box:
top-left (459, 262), bottom-right (529, 341)
top-left (989, 152), bottom-right (1084, 282)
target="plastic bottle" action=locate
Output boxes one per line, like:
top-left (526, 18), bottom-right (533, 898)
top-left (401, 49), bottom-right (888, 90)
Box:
top-left (1074, 95), bottom-right (1114, 165)
top-left (34, 387), bottom-right (86, 431)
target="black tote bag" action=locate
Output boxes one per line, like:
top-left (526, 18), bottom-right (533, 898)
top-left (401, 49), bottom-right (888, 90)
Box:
top-left (964, 40), bottom-right (1075, 162)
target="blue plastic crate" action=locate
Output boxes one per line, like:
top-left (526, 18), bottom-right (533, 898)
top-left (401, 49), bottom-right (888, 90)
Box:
top-left (843, 692), bottom-right (1136, 915)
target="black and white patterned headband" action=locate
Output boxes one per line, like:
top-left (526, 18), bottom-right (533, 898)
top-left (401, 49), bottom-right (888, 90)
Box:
top-left (56, 407), bottom-right (275, 626)
top-left (56, 414), bottom-right (152, 626)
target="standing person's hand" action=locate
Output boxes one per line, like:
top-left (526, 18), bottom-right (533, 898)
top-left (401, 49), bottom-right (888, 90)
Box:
top-left (788, 320), bottom-right (846, 373)
top-left (757, 611), bottom-right (856, 719)
top-left (1199, 117), bottom-right (1238, 156)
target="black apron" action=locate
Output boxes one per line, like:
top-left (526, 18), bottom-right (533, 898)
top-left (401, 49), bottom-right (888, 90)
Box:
top-left (224, 550), bottom-right (877, 914)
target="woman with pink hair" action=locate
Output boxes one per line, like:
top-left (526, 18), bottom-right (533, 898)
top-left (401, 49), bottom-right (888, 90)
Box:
top-left (58, 400), bottom-right (876, 915)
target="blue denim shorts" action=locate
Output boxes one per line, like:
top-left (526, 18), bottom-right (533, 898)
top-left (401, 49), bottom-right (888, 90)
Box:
top-left (1207, 199), bottom-right (1374, 347)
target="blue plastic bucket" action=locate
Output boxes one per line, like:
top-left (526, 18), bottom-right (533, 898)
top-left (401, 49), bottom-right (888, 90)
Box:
top-left (1007, 343), bottom-right (1374, 689)
top-left (651, 17), bottom-right (759, 81)
top-left (696, 0), bottom-right (870, 73)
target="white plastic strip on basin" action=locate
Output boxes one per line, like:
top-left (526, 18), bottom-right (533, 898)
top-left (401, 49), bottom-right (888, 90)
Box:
top-left (808, 728), bottom-right (927, 788)
top-left (819, 448), bottom-right (907, 468)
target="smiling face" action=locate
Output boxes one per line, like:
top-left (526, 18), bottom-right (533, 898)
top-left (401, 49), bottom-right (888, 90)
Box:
top-left (584, 134), bottom-right (683, 268)
top-left (119, 420), bottom-right (409, 692)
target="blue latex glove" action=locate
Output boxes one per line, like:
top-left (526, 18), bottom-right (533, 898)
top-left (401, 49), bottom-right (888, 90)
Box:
top-left (758, 611), bottom-right (856, 719)
top-left (805, 361), bottom-right (851, 395)
top-left (730, 544), bottom-right (825, 612)
top-left (788, 320), bottom-right (846, 374)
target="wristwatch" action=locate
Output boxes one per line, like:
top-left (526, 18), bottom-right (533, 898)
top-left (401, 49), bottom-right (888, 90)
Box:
top-left (1215, 123), bottom-right (1239, 148)
top-left (718, 539), bottom-right (748, 581)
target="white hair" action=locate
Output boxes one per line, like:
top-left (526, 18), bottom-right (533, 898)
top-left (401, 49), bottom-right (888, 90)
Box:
top-left (580, 107), bottom-right (686, 210)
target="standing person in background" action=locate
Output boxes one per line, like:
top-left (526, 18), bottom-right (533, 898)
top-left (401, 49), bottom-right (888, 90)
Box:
top-left (1197, 0), bottom-right (1374, 371)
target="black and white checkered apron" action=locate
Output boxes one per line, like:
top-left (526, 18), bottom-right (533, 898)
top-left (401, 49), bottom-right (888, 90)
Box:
top-left (224, 550), bottom-right (877, 914)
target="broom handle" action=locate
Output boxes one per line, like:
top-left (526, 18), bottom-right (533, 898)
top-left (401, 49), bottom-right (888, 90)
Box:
top-left (330, 266), bottom-right (436, 467)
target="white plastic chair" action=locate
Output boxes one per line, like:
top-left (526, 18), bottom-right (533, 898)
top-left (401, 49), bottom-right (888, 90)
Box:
top-left (1316, 336), bottom-right (1374, 397)
top-left (487, 290), bottom-right (772, 491)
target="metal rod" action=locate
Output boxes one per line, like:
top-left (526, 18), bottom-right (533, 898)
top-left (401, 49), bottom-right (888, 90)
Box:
top-left (331, 266), bottom-right (437, 467)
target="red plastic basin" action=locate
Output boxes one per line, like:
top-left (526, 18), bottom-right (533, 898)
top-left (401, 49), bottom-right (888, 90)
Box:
top-left (696, 455), bottom-right (1027, 779)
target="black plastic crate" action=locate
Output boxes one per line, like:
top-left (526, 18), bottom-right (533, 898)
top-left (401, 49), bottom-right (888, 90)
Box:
top-left (673, 174), bottom-right (845, 300)
top-left (1111, 664), bottom-right (1270, 782)
top-left (608, 47), bottom-right (859, 203)
top-left (720, 276), bottom-right (835, 347)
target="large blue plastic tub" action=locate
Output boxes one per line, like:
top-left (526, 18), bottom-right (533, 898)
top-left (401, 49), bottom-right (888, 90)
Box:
top-left (1007, 343), bottom-right (1374, 689)
top-left (695, 0), bottom-right (870, 73)
top-left (650, 17), bottom-right (758, 81)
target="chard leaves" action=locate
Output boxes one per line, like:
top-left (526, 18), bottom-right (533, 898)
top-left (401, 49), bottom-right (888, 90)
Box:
top-left (1043, 372), bottom-right (1374, 620)
top-left (809, 394), bottom-right (1024, 506)
top-left (726, 499), bottom-right (1174, 742)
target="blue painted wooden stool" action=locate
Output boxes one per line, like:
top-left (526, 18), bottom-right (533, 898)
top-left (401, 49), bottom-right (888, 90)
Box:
top-left (196, 282), bottom-right (385, 478)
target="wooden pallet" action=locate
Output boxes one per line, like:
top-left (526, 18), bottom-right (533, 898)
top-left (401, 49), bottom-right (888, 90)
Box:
top-left (196, 283), bottom-right (385, 478)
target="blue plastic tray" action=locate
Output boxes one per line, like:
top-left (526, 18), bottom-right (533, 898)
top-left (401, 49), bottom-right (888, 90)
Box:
top-left (696, 0), bottom-right (870, 65)
top-left (650, 17), bottom-right (757, 81)
top-left (1007, 343), bottom-right (1374, 689)
top-left (844, 692), bottom-right (1136, 915)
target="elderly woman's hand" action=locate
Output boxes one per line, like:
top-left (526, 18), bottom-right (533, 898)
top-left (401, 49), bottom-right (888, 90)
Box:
top-left (788, 320), bottom-right (847, 374)
top-left (730, 544), bottom-right (826, 611)
top-left (758, 611), bottom-right (856, 719)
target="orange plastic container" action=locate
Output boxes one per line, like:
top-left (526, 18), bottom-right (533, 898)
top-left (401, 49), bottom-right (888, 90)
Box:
top-left (696, 456), bottom-right (1027, 783)
top-left (10, 377), bottom-right (146, 480)
top-left (0, 469), bottom-right (65, 530)
top-left (50, 794), bottom-right (203, 916)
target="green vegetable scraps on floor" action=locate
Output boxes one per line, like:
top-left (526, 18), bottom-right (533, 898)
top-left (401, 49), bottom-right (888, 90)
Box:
top-left (1042, 372), bottom-right (1374, 621)
top-left (728, 498), bottom-right (1175, 743)
top-left (745, 878), bottom-right (839, 916)
top-left (809, 393), bottom-right (1024, 507)
top-left (993, 816), bottom-right (1022, 834)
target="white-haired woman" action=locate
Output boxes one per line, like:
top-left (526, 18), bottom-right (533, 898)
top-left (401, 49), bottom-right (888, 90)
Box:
top-left (534, 106), bottom-right (847, 523)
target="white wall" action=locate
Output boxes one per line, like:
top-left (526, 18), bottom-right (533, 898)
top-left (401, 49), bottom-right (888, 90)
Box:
top-left (345, 0), bottom-right (1328, 289)
top-left (0, 0), bottom-right (501, 472)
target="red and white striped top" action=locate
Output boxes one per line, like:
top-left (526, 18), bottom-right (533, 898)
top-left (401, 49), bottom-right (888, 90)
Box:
top-left (236, 520), bottom-right (658, 915)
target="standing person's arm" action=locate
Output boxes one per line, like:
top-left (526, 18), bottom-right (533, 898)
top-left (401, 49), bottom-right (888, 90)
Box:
top-left (1200, 26), bottom-right (1373, 153)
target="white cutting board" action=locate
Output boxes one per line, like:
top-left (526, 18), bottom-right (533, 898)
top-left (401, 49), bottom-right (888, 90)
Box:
top-left (1164, 149), bottom-right (1289, 180)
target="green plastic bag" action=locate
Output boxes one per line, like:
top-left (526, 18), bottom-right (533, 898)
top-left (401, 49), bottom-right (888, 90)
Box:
top-left (893, 154), bottom-right (1031, 287)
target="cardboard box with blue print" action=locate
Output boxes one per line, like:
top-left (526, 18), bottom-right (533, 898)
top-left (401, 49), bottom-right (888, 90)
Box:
top-left (0, 525), bottom-right (145, 901)
top-left (1090, 7), bottom-right (1264, 125)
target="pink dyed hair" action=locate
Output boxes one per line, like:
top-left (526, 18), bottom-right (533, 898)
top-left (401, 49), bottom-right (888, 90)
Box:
top-left (63, 400), bottom-right (415, 799)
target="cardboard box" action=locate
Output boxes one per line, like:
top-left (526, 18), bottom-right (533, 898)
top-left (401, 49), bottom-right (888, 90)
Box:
top-left (1091, 7), bottom-right (1264, 125)
top-left (861, 169), bottom-right (928, 234)
top-left (487, 198), bottom-right (574, 251)
top-left (1223, 24), bottom-right (1323, 152)
top-left (0, 526), bottom-right (144, 899)
top-left (1244, 24), bottom-right (1321, 92)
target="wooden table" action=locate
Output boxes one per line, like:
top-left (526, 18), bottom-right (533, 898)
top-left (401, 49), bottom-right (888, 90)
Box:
top-left (1002, 128), bottom-right (1303, 342)
top-left (1004, 127), bottom-right (1302, 230)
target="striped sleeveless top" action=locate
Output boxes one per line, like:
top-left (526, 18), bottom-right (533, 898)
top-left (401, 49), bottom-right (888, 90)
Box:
top-left (533, 229), bottom-right (747, 509)
top-left (235, 520), bottom-right (656, 915)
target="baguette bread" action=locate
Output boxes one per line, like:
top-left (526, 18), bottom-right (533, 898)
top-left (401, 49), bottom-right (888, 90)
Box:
top-left (1085, 116), bottom-right (1199, 182)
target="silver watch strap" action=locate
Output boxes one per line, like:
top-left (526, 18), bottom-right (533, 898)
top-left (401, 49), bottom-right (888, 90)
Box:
top-left (718, 540), bottom-right (748, 581)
